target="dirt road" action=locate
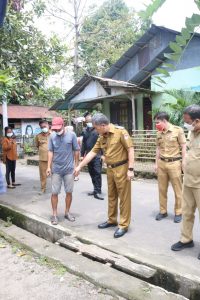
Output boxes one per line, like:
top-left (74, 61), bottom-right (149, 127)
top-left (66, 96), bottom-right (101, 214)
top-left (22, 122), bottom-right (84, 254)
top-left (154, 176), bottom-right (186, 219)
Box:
top-left (0, 237), bottom-right (123, 300)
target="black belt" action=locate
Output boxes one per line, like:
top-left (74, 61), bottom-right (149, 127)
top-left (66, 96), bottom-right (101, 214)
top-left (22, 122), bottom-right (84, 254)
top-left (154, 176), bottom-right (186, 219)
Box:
top-left (107, 160), bottom-right (128, 169)
top-left (160, 157), bottom-right (182, 162)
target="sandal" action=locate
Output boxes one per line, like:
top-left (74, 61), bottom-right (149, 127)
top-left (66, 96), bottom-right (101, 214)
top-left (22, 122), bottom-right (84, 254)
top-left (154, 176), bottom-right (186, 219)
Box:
top-left (7, 185), bottom-right (16, 189)
top-left (64, 213), bottom-right (75, 222)
top-left (51, 216), bottom-right (58, 225)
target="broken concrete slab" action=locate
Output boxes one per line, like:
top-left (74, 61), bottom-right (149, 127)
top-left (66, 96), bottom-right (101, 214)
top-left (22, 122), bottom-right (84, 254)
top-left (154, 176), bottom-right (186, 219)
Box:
top-left (58, 236), bottom-right (156, 280)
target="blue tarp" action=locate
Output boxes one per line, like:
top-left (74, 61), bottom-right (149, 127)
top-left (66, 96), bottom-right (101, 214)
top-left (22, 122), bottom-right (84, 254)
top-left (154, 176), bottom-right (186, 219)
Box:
top-left (0, 0), bottom-right (7, 27)
top-left (0, 163), bottom-right (6, 194)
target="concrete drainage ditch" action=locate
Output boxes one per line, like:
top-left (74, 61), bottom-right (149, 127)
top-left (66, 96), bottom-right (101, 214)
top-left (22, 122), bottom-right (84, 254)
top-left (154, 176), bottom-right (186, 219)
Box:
top-left (0, 203), bottom-right (199, 300)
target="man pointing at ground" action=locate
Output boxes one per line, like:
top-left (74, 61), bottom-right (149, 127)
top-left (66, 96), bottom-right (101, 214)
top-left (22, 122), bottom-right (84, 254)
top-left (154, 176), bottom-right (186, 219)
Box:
top-left (74, 113), bottom-right (134, 238)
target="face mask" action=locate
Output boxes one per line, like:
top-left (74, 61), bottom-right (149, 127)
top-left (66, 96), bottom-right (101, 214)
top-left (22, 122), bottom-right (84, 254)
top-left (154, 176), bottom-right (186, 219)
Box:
top-left (184, 122), bottom-right (194, 131)
top-left (41, 127), bottom-right (48, 133)
top-left (56, 129), bottom-right (64, 136)
top-left (7, 133), bottom-right (13, 138)
top-left (86, 122), bottom-right (93, 128)
top-left (155, 123), bottom-right (164, 131)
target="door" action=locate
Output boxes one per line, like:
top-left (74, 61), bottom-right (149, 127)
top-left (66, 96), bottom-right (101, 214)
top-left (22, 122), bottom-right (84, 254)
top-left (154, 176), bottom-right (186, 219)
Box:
top-left (110, 101), bottom-right (133, 134)
top-left (143, 97), bottom-right (152, 130)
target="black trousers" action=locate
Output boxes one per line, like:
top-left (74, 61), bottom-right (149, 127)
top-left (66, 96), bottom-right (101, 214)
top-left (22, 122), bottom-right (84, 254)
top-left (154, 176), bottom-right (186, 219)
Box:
top-left (6, 158), bottom-right (16, 186)
top-left (88, 157), bottom-right (102, 194)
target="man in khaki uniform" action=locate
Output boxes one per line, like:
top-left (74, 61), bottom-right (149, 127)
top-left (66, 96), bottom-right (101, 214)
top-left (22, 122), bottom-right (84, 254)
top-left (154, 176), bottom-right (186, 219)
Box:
top-left (154, 112), bottom-right (186, 223)
top-left (74, 113), bottom-right (134, 238)
top-left (35, 120), bottom-right (50, 193)
top-left (172, 105), bottom-right (200, 259)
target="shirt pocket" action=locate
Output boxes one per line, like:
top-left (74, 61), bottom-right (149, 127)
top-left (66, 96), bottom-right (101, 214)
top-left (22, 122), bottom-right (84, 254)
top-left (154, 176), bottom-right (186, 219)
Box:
top-left (110, 137), bottom-right (119, 145)
top-left (166, 135), bottom-right (178, 147)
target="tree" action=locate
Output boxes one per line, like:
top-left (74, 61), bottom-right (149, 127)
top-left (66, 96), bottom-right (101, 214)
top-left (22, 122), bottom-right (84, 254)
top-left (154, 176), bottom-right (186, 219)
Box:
top-left (0, 69), bottom-right (18, 101)
top-left (0, 4), bottom-right (67, 104)
top-left (24, 86), bottom-right (65, 107)
top-left (163, 90), bottom-right (200, 125)
top-left (33, 0), bottom-right (90, 83)
top-left (79, 0), bottom-right (151, 75)
top-left (152, 89), bottom-right (200, 126)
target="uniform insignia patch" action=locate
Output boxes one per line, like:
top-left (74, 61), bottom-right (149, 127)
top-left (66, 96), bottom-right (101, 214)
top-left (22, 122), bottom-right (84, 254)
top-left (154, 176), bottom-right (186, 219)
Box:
top-left (115, 125), bottom-right (124, 129)
top-left (124, 134), bottom-right (129, 140)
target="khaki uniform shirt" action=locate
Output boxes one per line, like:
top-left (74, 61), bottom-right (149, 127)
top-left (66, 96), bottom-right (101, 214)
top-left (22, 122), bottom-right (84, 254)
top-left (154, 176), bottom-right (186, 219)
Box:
top-left (92, 124), bottom-right (133, 164)
top-left (184, 131), bottom-right (200, 188)
top-left (156, 123), bottom-right (186, 158)
top-left (35, 132), bottom-right (50, 161)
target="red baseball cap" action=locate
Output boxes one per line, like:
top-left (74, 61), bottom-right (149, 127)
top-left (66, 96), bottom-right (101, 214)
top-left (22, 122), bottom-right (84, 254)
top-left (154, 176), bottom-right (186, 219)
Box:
top-left (51, 117), bottom-right (64, 130)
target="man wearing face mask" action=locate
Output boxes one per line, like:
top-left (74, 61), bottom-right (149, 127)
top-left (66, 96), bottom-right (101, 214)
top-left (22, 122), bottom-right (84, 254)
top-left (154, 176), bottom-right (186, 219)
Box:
top-left (74, 113), bottom-right (134, 238)
top-left (46, 117), bottom-right (80, 225)
top-left (171, 105), bottom-right (200, 258)
top-left (154, 112), bottom-right (186, 223)
top-left (80, 111), bottom-right (103, 200)
top-left (35, 120), bottom-right (51, 193)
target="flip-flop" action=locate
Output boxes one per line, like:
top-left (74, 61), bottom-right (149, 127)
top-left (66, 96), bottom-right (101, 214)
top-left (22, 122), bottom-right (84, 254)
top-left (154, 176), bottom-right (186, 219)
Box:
top-left (51, 216), bottom-right (58, 225)
top-left (64, 213), bottom-right (75, 222)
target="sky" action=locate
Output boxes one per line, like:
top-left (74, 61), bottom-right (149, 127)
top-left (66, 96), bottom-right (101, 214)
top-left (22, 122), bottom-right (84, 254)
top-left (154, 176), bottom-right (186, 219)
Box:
top-left (126, 0), bottom-right (199, 31)
top-left (37, 0), bottom-right (200, 38)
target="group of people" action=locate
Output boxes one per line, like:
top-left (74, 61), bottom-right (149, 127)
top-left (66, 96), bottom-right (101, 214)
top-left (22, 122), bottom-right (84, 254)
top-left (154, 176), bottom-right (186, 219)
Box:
top-left (32, 112), bottom-right (134, 239)
top-left (1, 104), bottom-right (200, 258)
top-left (153, 105), bottom-right (200, 259)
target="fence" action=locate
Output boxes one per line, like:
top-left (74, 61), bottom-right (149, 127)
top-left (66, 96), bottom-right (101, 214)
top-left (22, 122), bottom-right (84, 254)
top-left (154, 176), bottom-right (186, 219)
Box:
top-left (132, 130), bottom-right (156, 173)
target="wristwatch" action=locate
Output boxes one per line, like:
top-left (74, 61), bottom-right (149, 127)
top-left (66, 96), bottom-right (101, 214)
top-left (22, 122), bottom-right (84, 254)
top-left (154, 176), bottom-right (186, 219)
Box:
top-left (128, 168), bottom-right (134, 171)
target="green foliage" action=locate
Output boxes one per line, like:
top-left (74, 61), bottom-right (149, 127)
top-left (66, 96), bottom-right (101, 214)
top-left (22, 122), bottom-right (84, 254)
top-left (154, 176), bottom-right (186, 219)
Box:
top-left (155, 90), bottom-right (200, 125)
top-left (0, 69), bottom-right (19, 101)
top-left (153, 0), bottom-right (200, 88)
top-left (24, 86), bottom-right (65, 107)
top-left (139, 0), bottom-right (166, 19)
top-left (79, 0), bottom-right (151, 75)
top-left (0, 4), bottom-right (67, 104)
top-left (24, 143), bottom-right (34, 154)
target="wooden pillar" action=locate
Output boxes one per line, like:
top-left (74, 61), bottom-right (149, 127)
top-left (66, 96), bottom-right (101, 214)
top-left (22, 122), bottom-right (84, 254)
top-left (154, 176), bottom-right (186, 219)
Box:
top-left (131, 93), bottom-right (136, 131)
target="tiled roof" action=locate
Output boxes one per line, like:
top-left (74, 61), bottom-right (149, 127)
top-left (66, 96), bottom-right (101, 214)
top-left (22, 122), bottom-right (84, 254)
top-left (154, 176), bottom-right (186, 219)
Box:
top-left (0, 105), bottom-right (59, 119)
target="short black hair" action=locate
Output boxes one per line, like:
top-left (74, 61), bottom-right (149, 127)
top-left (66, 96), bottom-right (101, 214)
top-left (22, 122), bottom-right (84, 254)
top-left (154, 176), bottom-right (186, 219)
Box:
top-left (83, 111), bottom-right (91, 118)
top-left (154, 111), bottom-right (169, 121)
top-left (4, 126), bottom-right (12, 133)
top-left (39, 119), bottom-right (48, 126)
top-left (183, 104), bottom-right (200, 120)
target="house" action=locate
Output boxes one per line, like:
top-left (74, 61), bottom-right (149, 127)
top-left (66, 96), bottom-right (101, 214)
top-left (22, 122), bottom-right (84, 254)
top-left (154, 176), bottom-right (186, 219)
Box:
top-left (0, 105), bottom-right (58, 136)
top-left (51, 25), bottom-right (200, 132)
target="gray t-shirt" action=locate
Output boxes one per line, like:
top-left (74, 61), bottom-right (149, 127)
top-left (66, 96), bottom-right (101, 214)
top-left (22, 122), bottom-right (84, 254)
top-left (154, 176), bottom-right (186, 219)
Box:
top-left (48, 131), bottom-right (79, 175)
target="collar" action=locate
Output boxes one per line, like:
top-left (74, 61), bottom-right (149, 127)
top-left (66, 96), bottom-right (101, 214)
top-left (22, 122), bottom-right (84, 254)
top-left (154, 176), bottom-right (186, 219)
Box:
top-left (108, 123), bottom-right (115, 134)
top-left (162, 123), bottom-right (173, 134)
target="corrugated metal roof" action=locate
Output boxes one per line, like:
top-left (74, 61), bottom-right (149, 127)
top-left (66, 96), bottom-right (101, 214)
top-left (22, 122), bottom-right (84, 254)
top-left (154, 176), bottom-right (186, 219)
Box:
top-left (104, 25), bottom-right (169, 79)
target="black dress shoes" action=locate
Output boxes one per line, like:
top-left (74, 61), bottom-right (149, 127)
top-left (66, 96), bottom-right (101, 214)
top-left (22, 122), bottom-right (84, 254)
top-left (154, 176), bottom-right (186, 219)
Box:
top-left (114, 228), bottom-right (128, 238)
top-left (98, 221), bottom-right (117, 229)
top-left (88, 191), bottom-right (95, 196)
top-left (174, 214), bottom-right (182, 223)
top-left (94, 193), bottom-right (104, 200)
top-left (155, 212), bottom-right (168, 221)
top-left (171, 240), bottom-right (194, 251)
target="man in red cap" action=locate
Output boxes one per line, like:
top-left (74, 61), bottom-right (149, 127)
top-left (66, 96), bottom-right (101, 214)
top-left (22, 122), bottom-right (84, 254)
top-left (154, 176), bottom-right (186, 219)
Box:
top-left (47, 117), bottom-right (80, 225)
